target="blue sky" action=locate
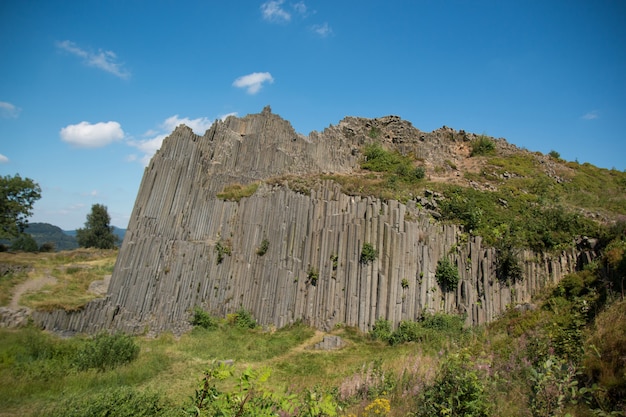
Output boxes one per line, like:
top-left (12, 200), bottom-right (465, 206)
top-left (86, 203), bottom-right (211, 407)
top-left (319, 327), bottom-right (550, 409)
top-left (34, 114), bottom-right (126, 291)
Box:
top-left (1, 1), bottom-right (625, 230)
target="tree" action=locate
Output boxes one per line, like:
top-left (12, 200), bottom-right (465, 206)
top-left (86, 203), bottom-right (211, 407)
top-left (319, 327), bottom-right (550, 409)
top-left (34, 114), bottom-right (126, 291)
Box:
top-left (10, 233), bottom-right (38, 252)
top-left (0, 174), bottom-right (42, 239)
top-left (76, 204), bottom-right (118, 249)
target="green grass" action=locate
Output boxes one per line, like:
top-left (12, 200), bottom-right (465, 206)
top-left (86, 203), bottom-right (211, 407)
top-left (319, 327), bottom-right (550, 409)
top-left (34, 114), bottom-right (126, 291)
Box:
top-left (0, 248), bottom-right (117, 309)
top-left (216, 182), bottom-right (260, 201)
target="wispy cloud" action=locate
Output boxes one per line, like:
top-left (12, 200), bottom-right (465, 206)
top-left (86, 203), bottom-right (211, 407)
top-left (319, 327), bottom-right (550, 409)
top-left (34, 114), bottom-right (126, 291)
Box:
top-left (261, 1), bottom-right (332, 37)
top-left (233, 72), bottom-right (274, 94)
top-left (128, 114), bottom-right (222, 166)
top-left (0, 153), bottom-right (9, 163)
top-left (56, 40), bottom-right (130, 79)
top-left (261, 0), bottom-right (291, 22)
top-left (311, 22), bottom-right (333, 37)
top-left (292, 1), bottom-right (307, 15)
top-left (0, 101), bottom-right (21, 118)
top-left (60, 121), bottom-right (125, 148)
top-left (582, 110), bottom-right (599, 120)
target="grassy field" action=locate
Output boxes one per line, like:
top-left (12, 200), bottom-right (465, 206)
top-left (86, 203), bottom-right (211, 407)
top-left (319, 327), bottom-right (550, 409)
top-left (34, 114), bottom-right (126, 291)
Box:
top-left (1, 246), bottom-right (624, 416)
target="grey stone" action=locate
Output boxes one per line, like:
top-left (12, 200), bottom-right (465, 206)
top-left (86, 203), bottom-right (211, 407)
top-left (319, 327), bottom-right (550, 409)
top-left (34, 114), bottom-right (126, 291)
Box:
top-left (31, 108), bottom-right (589, 336)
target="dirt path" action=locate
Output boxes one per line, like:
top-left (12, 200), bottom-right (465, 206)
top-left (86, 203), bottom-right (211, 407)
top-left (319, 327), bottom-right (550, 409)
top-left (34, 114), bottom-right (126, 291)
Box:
top-left (9, 275), bottom-right (57, 309)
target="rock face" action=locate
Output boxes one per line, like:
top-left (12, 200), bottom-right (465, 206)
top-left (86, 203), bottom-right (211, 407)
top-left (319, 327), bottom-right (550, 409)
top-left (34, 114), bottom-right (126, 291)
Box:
top-left (33, 107), bottom-right (586, 335)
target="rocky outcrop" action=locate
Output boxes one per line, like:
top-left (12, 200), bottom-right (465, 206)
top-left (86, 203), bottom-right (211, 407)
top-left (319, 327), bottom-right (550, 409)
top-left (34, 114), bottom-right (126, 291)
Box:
top-left (33, 107), bottom-right (586, 335)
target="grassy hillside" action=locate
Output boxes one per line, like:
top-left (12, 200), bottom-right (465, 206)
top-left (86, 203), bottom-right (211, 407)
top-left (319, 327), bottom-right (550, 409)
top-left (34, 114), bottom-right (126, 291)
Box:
top-left (271, 139), bottom-right (626, 254)
top-left (0, 241), bottom-right (624, 416)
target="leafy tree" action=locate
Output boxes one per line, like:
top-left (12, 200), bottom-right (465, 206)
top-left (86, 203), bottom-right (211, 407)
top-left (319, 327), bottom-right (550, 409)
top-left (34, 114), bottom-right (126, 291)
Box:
top-left (0, 174), bottom-right (41, 239)
top-left (76, 204), bottom-right (118, 249)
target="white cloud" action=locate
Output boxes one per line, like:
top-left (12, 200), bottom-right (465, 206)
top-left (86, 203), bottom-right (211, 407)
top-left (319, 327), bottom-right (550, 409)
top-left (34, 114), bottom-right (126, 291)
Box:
top-left (60, 121), bottom-right (125, 148)
top-left (219, 112), bottom-right (238, 121)
top-left (582, 110), bottom-right (599, 120)
top-left (0, 101), bottom-right (21, 118)
top-left (311, 22), bottom-right (333, 37)
top-left (161, 115), bottom-right (214, 134)
top-left (129, 115), bottom-right (218, 166)
top-left (233, 72), bottom-right (274, 94)
top-left (0, 153), bottom-right (9, 163)
top-left (56, 40), bottom-right (130, 79)
top-left (261, 0), bottom-right (291, 22)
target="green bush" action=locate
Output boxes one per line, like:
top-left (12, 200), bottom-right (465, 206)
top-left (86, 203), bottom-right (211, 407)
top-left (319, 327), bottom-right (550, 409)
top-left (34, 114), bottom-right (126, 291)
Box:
top-left (548, 150), bottom-right (561, 159)
top-left (360, 243), bottom-right (378, 264)
top-left (361, 143), bottom-right (424, 184)
top-left (436, 257), bottom-right (459, 291)
top-left (73, 332), bottom-right (140, 372)
top-left (496, 243), bottom-right (523, 283)
top-left (256, 238), bottom-right (269, 256)
top-left (470, 135), bottom-right (496, 156)
top-left (416, 351), bottom-right (491, 417)
top-left (214, 239), bottom-right (232, 265)
top-left (234, 307), bottom-right (257, 329)
top-left (388, 313), bottom-right (466, 346)
top-left (371, 318), bottom-right (393, 342)
top-left (10, 233), bottom-right (38, 252)
top-left (190, 307), bottom-right (218, 330)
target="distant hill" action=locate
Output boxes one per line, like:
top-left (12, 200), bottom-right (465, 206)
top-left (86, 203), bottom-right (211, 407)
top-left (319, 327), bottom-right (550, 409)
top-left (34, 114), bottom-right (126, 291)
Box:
top-left (25, 223), bottom-right (78, 251)
top-left (15, 223), bottom-right (126, 251)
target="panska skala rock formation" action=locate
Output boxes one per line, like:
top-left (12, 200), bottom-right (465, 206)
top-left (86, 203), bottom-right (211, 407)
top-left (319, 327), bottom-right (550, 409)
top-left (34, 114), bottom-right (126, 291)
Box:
top-left (34, 106), bottom-right (590, 335)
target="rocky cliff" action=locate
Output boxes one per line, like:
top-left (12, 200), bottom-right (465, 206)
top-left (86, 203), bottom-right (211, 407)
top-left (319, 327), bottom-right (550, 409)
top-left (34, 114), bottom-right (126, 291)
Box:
top-left (34, 106), bottom-right (587, 335)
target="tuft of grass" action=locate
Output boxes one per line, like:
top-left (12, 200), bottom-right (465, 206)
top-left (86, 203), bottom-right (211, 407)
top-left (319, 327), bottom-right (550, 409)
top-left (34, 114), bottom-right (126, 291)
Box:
top-left (216, 182), bottom-right (260, 201)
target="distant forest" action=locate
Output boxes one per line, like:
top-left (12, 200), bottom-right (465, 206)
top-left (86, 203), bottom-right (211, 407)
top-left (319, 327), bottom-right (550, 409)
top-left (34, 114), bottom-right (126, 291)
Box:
top-left (17, 223), bottom-right (126, 251)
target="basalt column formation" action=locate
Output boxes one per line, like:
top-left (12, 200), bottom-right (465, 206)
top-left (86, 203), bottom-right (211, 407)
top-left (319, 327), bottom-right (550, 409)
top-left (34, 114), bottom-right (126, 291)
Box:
top-left (34, 107), bottom-right (584, 335)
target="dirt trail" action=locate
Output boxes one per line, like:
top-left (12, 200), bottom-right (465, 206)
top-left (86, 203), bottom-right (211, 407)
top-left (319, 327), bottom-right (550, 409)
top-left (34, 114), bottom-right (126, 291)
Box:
top-left (9, 275), bottom-right (57, 309)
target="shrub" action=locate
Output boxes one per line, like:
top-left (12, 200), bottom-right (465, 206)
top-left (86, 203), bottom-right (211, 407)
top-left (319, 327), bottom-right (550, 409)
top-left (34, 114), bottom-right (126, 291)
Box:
top-left (39, 242), bottom-right (56, 252)
top-left (307, 267), bottom-right (319, 286)
top-left (360, 243), bottom-right (378, 264)
top-left (73, 332), bottom-right (140, 372)
top-left (361, 143), bottom-right (424, 184)
top-left (234, 307), bottom-right (256, 329)
top-left (371, 318), bottom-right (393, 342)
top-left (415, 351), bottom-right (491, 417)
top-left (435, 257), bottom-right (459, 291)
top-left (548, 150), bottom-right (561, 159)
top-left (470, 135), bottom-right (496, 156)
top-left (388, 313), bottom-right (466, 346)
top-left (10, 234), bottom-right (38, 252)
top-left (190, 307), bottom-right (218, 330)
top-left (496, 244), bottom-right (523, 283)
top-left (256, 238), bottom-right (269, 256)
top-left (214, 239), bottom-right (232, 265)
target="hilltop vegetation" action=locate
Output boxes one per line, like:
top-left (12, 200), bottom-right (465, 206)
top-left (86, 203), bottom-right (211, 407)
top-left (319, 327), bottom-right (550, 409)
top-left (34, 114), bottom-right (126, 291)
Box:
top-left (269, 131), bottom-right (626, 254)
